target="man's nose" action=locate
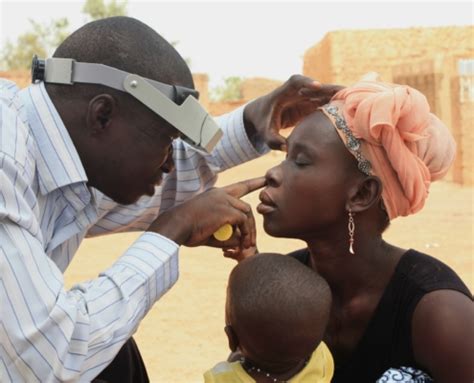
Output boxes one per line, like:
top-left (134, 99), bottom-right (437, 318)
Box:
top-left (160, 152), bottom-right (175, 174)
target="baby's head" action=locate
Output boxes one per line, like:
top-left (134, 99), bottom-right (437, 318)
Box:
top-left (225, 253), bottom-right (331, 373)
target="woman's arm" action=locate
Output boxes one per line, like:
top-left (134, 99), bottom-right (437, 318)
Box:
top-left (412, 289), bottom-right (474, 383)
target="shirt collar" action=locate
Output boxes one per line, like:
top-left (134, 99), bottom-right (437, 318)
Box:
top-left (20, 82), bottom-right (89, 195)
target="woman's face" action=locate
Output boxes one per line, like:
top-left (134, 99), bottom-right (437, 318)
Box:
top-left (257, 110), bottom-right (359, 240)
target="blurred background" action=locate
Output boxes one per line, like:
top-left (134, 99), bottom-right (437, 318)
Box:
top-left (1, 1), bottom-right (472, 381)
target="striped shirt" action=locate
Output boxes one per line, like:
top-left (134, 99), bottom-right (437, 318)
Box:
top-left (0, 79), bottom-right (267, 382)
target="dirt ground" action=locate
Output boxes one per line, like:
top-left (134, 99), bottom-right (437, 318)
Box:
top-left (64, 152), bottom-right (473, 383)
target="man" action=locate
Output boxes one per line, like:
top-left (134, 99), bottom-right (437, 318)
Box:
top-left (0, 16), bottom-right (338, 381)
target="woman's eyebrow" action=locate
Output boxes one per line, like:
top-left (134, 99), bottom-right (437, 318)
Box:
top-left (287, 139), bottom-right (312, 152)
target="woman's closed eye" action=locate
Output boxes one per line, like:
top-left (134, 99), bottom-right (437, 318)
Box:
top-left (286, 152), bottom-right (311, 167)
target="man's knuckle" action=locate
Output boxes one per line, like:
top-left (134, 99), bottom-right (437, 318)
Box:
top-left (288, 74), bottom-right (302, 84)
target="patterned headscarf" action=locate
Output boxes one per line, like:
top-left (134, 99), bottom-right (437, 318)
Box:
top-left (320, 73), bottom-right (456, 220)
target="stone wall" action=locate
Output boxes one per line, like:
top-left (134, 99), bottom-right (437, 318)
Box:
top-left (0, 70), bottom-right (30, 88)
top-left (303, 26), bottom-right (474, 85)
top-left (208, 100), bottom-right (246, 116)
top-left (451, 76), bottom-right (474, 185)
top-left (240, 77), bottom-right (282, 100)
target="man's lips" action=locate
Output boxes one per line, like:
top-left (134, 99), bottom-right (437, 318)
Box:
top-left (145, 176), bottom-right (163, 196)
top-left (257, 189), bottom-right (277, 214)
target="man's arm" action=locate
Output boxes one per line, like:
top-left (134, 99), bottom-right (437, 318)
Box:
top-left (0, 153), bottom-right (179, 381)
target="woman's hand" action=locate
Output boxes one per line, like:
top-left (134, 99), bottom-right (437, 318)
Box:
top-left (222, 244), bottom-right (258, 263)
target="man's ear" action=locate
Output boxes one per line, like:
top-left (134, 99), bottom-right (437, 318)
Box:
top-left (86, 94), bottom-right (117, 135)
top-left (346, 176), bottom-right (383, 214)
top-left (224, 325), bottom-right (239, 352)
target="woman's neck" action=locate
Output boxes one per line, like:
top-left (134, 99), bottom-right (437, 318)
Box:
top-left (306, 235), bottom-right (403, 302)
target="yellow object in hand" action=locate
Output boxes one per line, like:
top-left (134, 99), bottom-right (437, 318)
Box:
top-left (213, 224), bottom-right (233, 241)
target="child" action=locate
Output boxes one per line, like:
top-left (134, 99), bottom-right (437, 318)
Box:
top-left (204, 253), bottom-right (333, 383)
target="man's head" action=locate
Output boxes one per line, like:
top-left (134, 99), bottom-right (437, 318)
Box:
top-left (46, 16), bottom-right (193, 204)
top-left (225, 253), bottom-right (332, 372)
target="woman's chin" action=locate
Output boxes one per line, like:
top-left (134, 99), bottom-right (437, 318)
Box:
top-left (263, 219), bottom-right (286, 238)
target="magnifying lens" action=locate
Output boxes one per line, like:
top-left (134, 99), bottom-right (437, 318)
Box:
top-left (31, 55), bottom-right (223, 152)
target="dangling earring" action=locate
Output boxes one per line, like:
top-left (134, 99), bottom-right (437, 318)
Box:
top-left (348, 209), bottom-right (355, 254)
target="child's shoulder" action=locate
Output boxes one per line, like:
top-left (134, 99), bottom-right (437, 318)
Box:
top-left (210, 361), bottom-right (235, 374)
top-left (291, 342), bottom-right (334, 383)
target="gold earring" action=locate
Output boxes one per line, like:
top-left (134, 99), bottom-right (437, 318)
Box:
top-left (348, 209), bottom-right (355, 254)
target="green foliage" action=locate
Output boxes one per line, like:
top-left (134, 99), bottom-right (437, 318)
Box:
top-left (0, 0), bottom-right (128, 70)
top-left (210, 76), bottom-right (243, 101)
top-left (1, 18), bottom-right (69, 70)
top-left (82, 0), bottom-right (128, 21)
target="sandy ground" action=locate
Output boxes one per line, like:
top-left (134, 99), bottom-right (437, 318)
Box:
top-left (64, 152), bottom-right (473, 383)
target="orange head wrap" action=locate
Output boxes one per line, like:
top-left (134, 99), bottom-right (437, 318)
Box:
top-left (320, 73), bottom-right (456, 220)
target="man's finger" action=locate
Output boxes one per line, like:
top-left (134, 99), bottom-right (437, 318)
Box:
top-left (223, 177), bottom-right (266, 198)
top-left (284, 75), bottom-right (320, 93)
top-left (207, 236), bottom-right (241, 248)
top-left (298, 84), bottom-right (343, 98)
top-left (265, 132), bottom-right (287, 151)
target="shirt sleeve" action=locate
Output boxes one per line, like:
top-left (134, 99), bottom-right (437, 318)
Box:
top-left (0, 153), bottom-right (179, 381)
top-left (87, 105), bottom-right (270, 236)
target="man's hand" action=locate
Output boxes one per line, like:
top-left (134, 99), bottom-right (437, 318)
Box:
top-left (147, 177), bottom-right (265, 248)
top-left (243, 75), bottom-right (343, 150)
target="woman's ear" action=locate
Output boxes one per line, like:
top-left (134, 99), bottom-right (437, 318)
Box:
top-left (224, 325), bottom-right (239, 352)
top-left (346, 176), bottom-right (383, 214)
top-left (86, 94), bottom-right (116, 135)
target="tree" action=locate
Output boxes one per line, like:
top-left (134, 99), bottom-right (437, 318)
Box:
top-left (82, 0), bottom-right (128, 21)
top-left (0, 0), bottom-right (128, 70)
top-left (1, 18), bottom-right (69, 70)
top-left (210, 76), bottom-right (243, 101)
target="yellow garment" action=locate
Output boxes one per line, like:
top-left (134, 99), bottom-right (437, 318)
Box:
top-left (203, 342), bottom-right (333, 383)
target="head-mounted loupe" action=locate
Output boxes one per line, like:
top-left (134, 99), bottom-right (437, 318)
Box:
top-left (31, 55), bottom-right (222, 152)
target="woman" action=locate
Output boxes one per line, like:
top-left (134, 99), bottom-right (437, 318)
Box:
top-left (256, 75), bottom-right (473, 382)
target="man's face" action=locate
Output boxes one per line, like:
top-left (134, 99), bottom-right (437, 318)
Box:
top-left (91, 103), bottom-right (180, 205)
top-left (257, 110), bottom-right (359, 239)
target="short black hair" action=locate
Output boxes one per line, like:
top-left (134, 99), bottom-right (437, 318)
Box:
top-left (52, 16), bottom-right (193, 87)
top-left (46, 16), bottom-right (192, 133)
top-left (227, 253), bottom-right (332, 363)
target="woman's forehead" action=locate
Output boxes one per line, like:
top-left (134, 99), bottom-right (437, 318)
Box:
top-left (289, 110), bottom-right (341, 147)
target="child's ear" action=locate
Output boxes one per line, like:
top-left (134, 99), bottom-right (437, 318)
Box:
top-left (224, 325), bottom-right (239, 352)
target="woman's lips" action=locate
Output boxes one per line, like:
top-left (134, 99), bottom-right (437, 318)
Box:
top-left (257, 190), bottom-right (277, 214)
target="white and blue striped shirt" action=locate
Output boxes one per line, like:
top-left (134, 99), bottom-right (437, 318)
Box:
top-left (0, 79), bottom-right (267, 382)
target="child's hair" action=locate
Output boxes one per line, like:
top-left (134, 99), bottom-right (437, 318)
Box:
top-left (226, 253), bottom-right (332, 366)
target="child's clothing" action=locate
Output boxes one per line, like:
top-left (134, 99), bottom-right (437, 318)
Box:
top-left (203, 342), bottom-right (333, 383)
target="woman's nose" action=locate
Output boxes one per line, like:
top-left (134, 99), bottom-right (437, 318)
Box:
top-left (265, 165), bottom-right (282, 188)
